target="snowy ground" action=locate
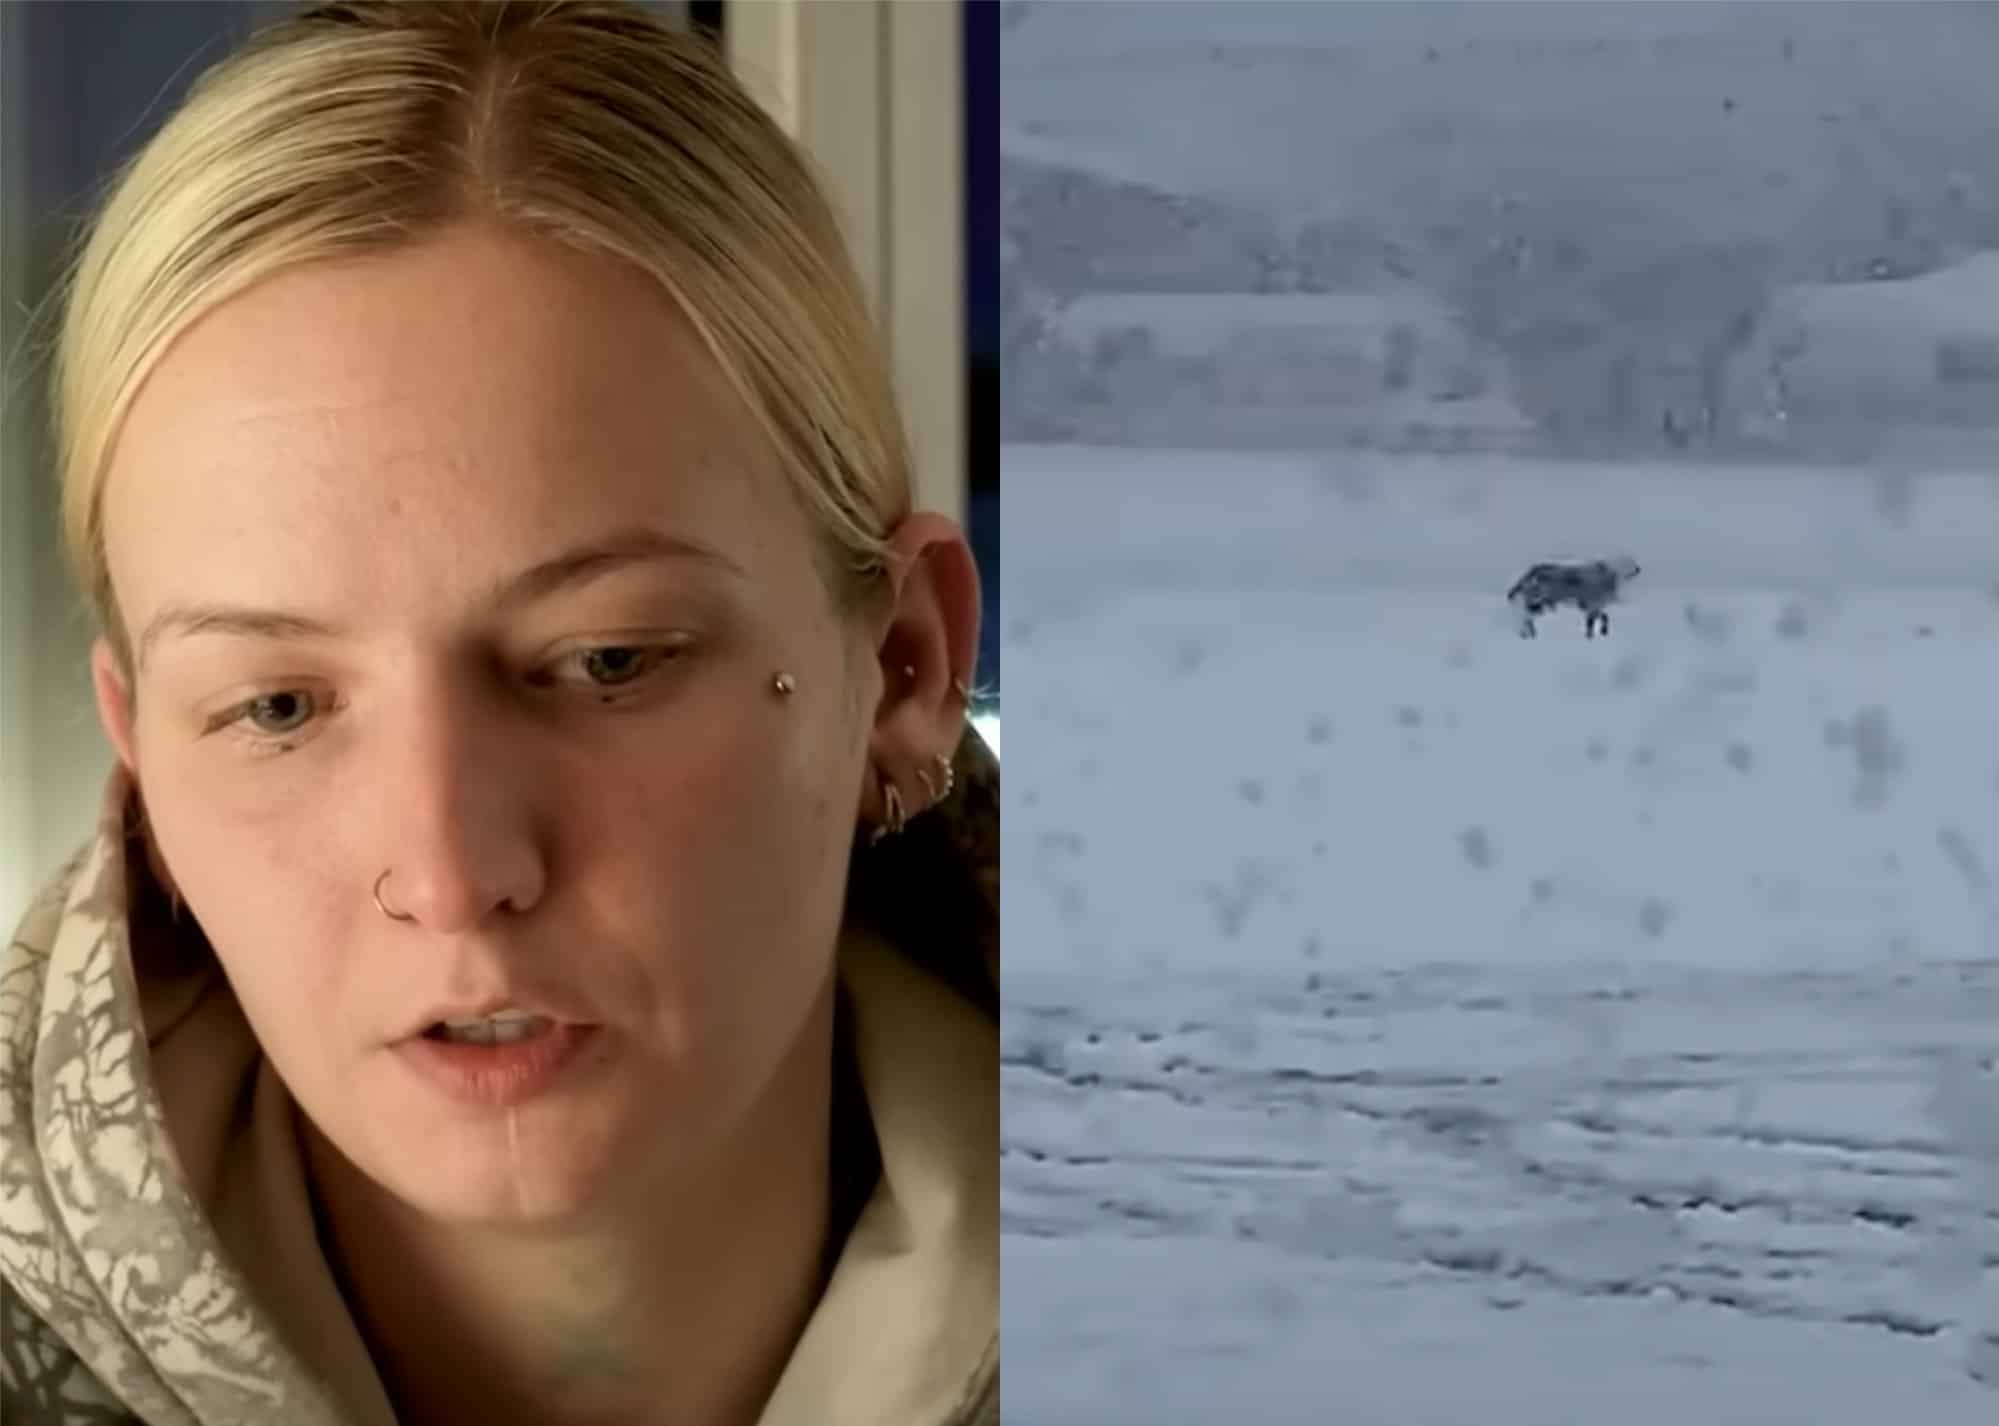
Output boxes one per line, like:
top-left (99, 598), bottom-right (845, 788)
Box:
top-left (1002, 447), bottom-right (1999, 1422)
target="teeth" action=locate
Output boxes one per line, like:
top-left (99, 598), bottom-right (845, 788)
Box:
top-left (440, 1009), bottom-right (541, 1028)
top-left (435, 1012), bottom-right (552, 1046)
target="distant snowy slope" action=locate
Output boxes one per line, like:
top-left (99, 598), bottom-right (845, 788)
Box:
top-left (1002, 2), bottom-right (1999, 456)
top-left (1003, 2), bottom-right (1999, 241)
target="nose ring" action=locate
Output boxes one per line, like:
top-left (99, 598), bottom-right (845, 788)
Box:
top-left (373, 869), bottom-right (415, 922)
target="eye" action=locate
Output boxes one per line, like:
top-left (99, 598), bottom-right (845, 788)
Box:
top-left (577, 645), bottom-right (659, 687)
top-left (553, 639), bottom-right (694, 694)
top-left (238, 690), bottom-right (316, 735)
top-left (206, 688), bottom-right (326, 756)
top-left (208, 641), bottom-right (692, 755)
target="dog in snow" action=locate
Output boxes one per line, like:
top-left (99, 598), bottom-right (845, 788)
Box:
top-left (1507, 557), bottom-right (1641, 638)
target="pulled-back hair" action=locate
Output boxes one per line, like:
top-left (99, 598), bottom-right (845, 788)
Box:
top-left (51, 0), bottom-right (910, 678)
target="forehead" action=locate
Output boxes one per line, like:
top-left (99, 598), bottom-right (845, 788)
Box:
top-left (101, 224), bottom-right (789, 614)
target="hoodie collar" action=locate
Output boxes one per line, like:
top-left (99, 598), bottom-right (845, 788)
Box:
top-left (0, 730), bottom-right (998, 1426)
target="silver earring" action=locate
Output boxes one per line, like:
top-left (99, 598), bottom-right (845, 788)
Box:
top-left (869, 778), bottom-right (908, 846)
top-left (373, 869), bottom-right (415, 923)
top-left (773, 672), bottom-right (797, 697)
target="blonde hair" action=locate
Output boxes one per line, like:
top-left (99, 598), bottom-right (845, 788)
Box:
top-left (51, 0), bottom-right (909, 678)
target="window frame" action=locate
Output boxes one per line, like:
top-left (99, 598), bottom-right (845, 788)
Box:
top-left (726, 0), bottom-right (968, 526)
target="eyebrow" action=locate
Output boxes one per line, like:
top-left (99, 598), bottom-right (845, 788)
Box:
top-left (136, 527), bottom-right (743, 671)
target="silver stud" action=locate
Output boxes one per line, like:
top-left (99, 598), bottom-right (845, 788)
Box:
top-left (773, 672), bottom-right (797, 696)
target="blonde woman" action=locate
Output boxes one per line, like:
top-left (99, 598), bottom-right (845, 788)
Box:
top-left (0, 4), bottom-right (996, 1424)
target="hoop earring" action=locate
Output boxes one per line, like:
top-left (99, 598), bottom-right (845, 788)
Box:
top-left (916, 753), bottom-right (956, 806)
top-left (868, 778), bottom-right (908, 846)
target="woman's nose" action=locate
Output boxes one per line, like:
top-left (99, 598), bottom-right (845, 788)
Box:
top-left (370, 717), bottom-right (546, 931)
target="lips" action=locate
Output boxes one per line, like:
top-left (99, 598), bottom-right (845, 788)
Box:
top-left (395, 1021), bottom-right (603, 1108)
top-left (399, 995), bottom-right (595, 1043)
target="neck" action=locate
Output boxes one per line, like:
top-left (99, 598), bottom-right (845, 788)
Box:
top-left (306, 984), bottom-right (842, 1426)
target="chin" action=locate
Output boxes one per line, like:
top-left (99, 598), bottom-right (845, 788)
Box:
top-left (384, 1114), bottom-right (626, 1228)
top-left (324, 1055), bottom-right (639, 1228)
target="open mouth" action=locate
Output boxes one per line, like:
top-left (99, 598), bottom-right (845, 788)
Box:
top-left (422, 1014), bottom-right (556, 1046)
top-left (397, 1018), bottom-right (601, 1108)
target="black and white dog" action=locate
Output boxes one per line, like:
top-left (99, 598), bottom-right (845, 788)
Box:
top-left (1507, 557), bottom-right (1641, 638)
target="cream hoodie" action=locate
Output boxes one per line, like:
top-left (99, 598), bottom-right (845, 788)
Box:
top-left (0, 734), bottom-right (999, 1426)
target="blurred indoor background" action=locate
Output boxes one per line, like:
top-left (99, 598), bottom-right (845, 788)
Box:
top-left (0, 0), bottom-right (999, 930)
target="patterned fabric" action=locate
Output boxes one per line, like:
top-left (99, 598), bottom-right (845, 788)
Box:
top-left (0, 726), bottom-right (999, 1425)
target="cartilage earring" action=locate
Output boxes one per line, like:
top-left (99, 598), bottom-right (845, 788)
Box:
top-left (773, 672), bottom-right (797, 697)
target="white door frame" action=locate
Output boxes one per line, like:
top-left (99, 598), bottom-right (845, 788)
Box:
top-left (727, 0), bottom-right (967, 525)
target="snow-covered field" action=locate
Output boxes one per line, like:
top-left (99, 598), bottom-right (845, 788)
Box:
top-left (1002, 447), bottom-right (1999, 1422)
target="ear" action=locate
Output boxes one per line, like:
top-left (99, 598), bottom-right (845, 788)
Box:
top-left (862, 512), bottom-right (981, 819)
top-left (90, 637), bottom-right (139, 776)
top-left (92, 636), bottom-right (181, 904)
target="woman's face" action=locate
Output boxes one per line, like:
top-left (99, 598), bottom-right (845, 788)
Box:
top-left (93, 222), bottom-right (882, 1226)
